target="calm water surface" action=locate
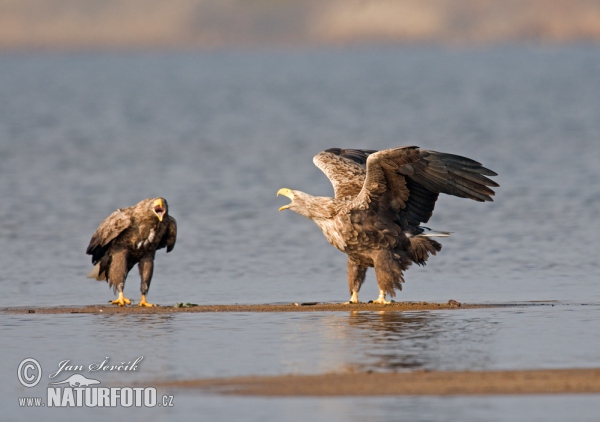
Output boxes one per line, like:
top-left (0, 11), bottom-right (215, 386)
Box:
top-left (1, 46), bottom-right (599, 421)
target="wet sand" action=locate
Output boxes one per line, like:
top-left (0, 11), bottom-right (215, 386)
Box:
top-left (0, 300), bottom-right (527, 314)
top-left (155, 368), bottom-right (600, 396)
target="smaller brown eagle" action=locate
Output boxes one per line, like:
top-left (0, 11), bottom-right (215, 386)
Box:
top-left (86, 197), bottom-right (177, 307)
top-left (278, 147), bottom-right (498, 304)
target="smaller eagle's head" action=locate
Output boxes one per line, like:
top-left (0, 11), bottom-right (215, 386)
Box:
top-left (152, 197), bottom-right (168, 222)
top-left (277, 188), bottom-right (334, 220)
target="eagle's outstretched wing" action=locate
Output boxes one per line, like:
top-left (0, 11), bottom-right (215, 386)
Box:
top-left (86, 208), bottom-right (132, 264)
top-left (313, 148), bottom-right (377, 199)
top-left (158, 215), bottom-right (177, 253)
top-left (352, 146), bottom-right (498, 226)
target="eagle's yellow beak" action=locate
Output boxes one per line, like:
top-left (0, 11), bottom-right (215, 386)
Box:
top-left (153, 198), bottom-right (165, 221)
top-left (277, 188), bottom-right (294, 211)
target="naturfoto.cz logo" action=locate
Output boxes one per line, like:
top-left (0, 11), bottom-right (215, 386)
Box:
top-left (17, 357), bottom-right (174, 408)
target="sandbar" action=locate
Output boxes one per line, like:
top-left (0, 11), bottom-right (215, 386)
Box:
top-left (0, 300), bottom-right (525, 315)
top-left (154, 368), bottom-right (600, 396)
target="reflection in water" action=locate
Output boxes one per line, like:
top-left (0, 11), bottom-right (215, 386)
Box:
top-left (86, 313), bottom-right (180, 382)
top-left (345, 311), bottom-right (436, 371)
top-left (95, 313), bottom-right (177, 336)
top-left (335, 311), bottom-right (497, 373)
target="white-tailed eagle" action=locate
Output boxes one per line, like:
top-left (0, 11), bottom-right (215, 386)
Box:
top-left (278, 147), bottom-right (498, 304)
top-left (86, 197), bottom-right (177, 306)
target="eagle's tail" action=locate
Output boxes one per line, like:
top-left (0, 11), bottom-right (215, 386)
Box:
top-left (409, 235), bottom-right (442, 266)
top-left (87, 261), bottom-right (109, 281)
top-left (407, 226), bottom-right (452, 238)
top-left (87, 264), bottom-right (103, 280)
top-left (418, 230), bottom-right (451, 238)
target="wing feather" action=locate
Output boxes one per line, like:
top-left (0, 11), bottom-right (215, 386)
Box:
top-left (351, 146), bottom-right (498, 226)
top-left (409, 151), bottom-right (497, 202)
top-left (86, 208), bottom-right (132, 264)
top-left (158, 215), bottom-right (177, 252)
top-left (351, 146), bottom-right (419, 208)
top-left (313, 148), bottom-right (377, 199)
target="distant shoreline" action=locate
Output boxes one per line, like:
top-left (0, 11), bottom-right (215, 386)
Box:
top-left (1, 0), bottom-right (600, 51)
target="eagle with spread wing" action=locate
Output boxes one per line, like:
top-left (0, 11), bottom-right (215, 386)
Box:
top-left (86, 197), bottom-right (177, 306)
top-left (277, 147), bottom-right (498, 304)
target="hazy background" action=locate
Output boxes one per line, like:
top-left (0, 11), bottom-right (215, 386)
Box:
top-left (1, 0), bottom-right (600, 50)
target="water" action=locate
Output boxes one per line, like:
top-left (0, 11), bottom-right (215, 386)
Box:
top-left (3, 306), bottom-right (600, 421)
top-left (1, 46), bottom-right (600, 420)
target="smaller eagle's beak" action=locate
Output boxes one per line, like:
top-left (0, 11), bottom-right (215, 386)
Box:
top-left (153, 198), bottom-right (166, 222)
top-left (277, 188), bottom-right (294, 211)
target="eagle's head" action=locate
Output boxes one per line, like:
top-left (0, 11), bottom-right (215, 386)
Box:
top-left (277, 188), bottom-right (335, 220)
top-left (152, 197), bottom-right (168, 222)
top-left (277, 188), bottom-right (297, 212)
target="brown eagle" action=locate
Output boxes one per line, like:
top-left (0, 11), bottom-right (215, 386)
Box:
top-left (86, 197), bottom-right (177, 307)
top-left (278, 147), bottom-right (498, 304)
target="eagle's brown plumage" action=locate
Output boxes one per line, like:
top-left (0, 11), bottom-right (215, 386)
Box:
top-left (86, 197), bottom-right (177, 307)
top-left (278, 146), bottom-right (498, 304)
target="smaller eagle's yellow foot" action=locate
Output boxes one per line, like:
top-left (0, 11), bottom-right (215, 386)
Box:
top-left (138, 295), bottom-right (156, 307)
top-left (110, 292), bottom-right (132, 306)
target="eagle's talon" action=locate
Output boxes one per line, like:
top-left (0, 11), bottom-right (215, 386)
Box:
top-left (138, 295), bottom-right (155, 307)
top-left (110, 292), bottom-right (131, 306)
top-left (344, 291), bottom-right (360, 304)
top-left (371, 293), bottom-right (391, 305)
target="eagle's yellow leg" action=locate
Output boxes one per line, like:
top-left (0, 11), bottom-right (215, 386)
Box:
top-left (138, 295), bottom-right (156, 307)
top-left (345, 291), bottom-right (360, 304)
top-left (110, 292), bottom-right (132, 306)
top-left (371, 290), bottom-right (391, 305)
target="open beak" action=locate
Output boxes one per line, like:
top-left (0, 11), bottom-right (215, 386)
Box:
top-left (153, 198), bottom-right (166, 221)
top-left (277, 188), bottom-right (293, 211)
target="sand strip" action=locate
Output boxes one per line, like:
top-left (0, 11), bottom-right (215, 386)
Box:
top-left (0, 301), bottom-right (531, 314)
top-left (155, 368), bottom-right (600, 396)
